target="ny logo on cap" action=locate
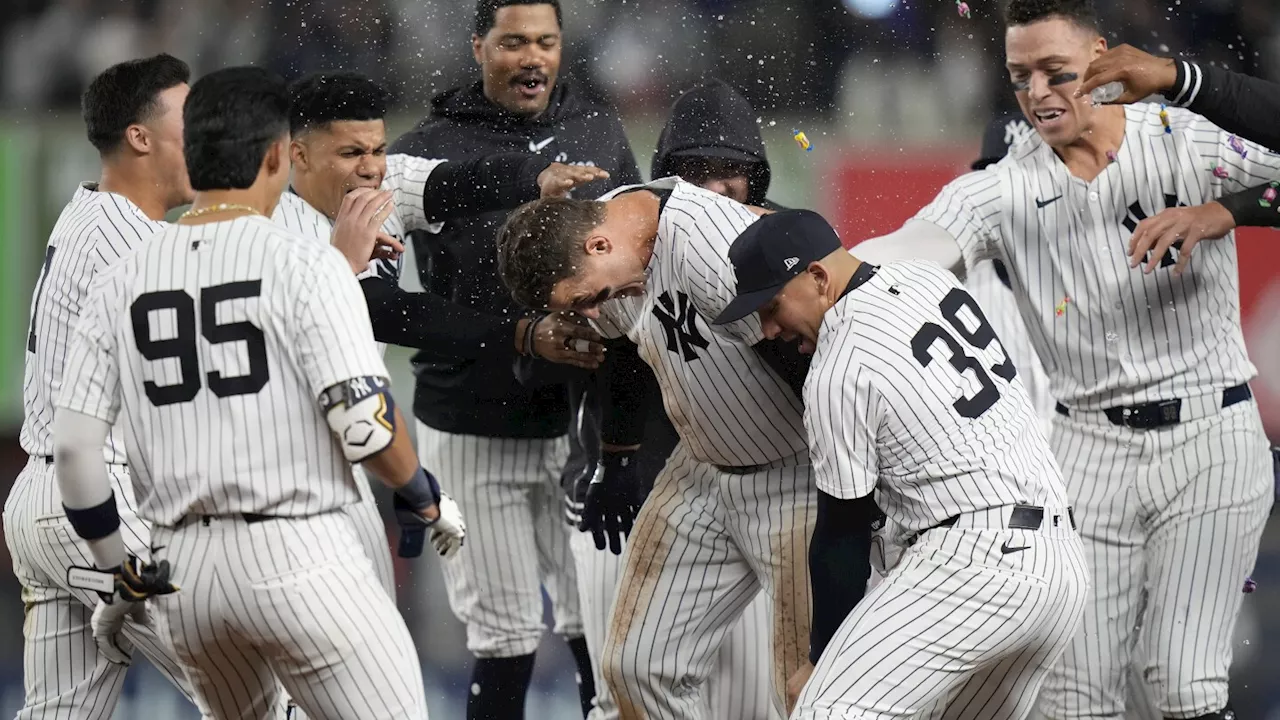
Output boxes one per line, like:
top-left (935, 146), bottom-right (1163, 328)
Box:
top-left (784, 257), bottom-right (800, 271)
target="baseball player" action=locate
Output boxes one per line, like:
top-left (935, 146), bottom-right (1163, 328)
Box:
top-left (850, 1), bottom-right (1278, 718)
top-left (272, 71), bottom-right (609, 595)
top-left (496, 177), bottom-right (819, 719)
top-left (713, 209), bottom-right (1089, 719)
top-left (52, 66), bottom-right (465, 720)
top-left (4, 53), bottom-right (205, 718)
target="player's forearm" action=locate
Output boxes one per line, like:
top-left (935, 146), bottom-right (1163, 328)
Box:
top-left (851, 220), bottom-right (966, 279)
top-left (360, 276), bottom-right (519, 359)
top-left (53, 410), bottom-right (128, 569)
top-left (808, 490), bottom-right (876, 665)
top-left (1169, 61), bottom-right (1280, 151)
top-left (601, 338), bottom-right (649, 447)
top-left (360, 406), bottom-right (421, 489)
top-left (421, 153), bottom-right (552, 223)
top-left (1216, 186), bottom-right (1280, 228)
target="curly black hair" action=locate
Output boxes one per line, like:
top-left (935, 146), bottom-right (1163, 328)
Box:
top-left (1005, 0), bottom-right (1099, 32)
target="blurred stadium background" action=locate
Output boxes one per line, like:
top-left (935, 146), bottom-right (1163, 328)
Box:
top-left (1, 0), bottom-right (1278, 716)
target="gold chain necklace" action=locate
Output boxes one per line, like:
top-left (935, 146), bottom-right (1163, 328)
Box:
top-left (179, 203), bottom-right (262, 221)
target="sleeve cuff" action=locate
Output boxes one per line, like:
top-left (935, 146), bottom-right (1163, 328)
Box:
top-left (1169, 60), bottom-right (1202, 107)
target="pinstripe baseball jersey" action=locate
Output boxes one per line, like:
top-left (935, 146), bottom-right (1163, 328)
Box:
top-left (20, 182), bottom-right (162, 464)
top-left (593, 178), bottom-right (807, 467)
top-left (915, 103), bottom-right (1280, 411)
top-left (807, 260), bottom-right (1068, 536)
top-left (56, 215), bottom-right (388, 526)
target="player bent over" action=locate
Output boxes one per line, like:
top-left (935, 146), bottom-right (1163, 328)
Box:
top-left (714, 211), bottom-right (1089, 720)
top-left (52, 67), bottom-right (463, 720)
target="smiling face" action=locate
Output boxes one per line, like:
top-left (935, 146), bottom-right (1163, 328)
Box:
top-left (473, 4), bottom-right (562, 117)
top-left (1005, 17), bottom-right (1107, 149)
top-left (757, 265), bottom-right (833, 354)
top-left (290, 119), bottom-right (387, 219)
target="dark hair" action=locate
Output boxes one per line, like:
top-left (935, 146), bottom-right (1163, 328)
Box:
top-left (496, 197), bottom-right (606, 308)
top-left (475, 0), bottom-right (562, 36)
top-left (183, 67), bottom-right (290, 191)
top-left (1004, 0), bottom-right (1099, 32)
top-left (81, 54), bottom-right (190, 155)
top-left (288, 72), bottom-right (391, 136)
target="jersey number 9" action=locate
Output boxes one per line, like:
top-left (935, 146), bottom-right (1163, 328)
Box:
top-left (911, 288), bottom-right (1017, 419)
top-left (130, 281), bottom-right (270, 406)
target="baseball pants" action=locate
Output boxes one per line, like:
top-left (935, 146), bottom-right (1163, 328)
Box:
top-left (416, 424), bottom-right (582, 657)
top-left (794, 507), bottom-right (1089, 720)
top-left (601, 444), bottom-right (815, 720)
top-left (151, 511), bottom-right (426, 719)
top-left (570, 530), bottom-right (783, 720)
top-left (3, 457), bottom-right (199, 719)
top-left (348, 465), bottom-right (395, 597)
top-left (1035, 394), bottom-right (1273, 719)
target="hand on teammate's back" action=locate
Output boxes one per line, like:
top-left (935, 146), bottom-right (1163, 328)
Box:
top-left (1128, 201), bottom-right (1235, 275)
top-left (519, 312), bottom-right (606, 369)
top-left (330, 187), bottom-right (403, 274)
top-left (578, 448), bottom-right (645, 555)
top-left (537, 162), bottom-right (611, 198)
top-left (1076, 44), bottom-right (1177, 105)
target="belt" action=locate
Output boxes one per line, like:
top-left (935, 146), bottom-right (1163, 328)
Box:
top-left (715, 463), bottom-right (770, 475)
top-left (39, 455), bottom-right (127, 469)
top-left (909, 503), bottom-right (1074, 545)
top-left (1054, 383), bottom-right (1251, 430)
top-left (175, 512), bottom-right (280, 528)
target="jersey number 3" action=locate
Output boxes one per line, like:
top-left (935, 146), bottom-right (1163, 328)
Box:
top-left (911, 288), bottom-right (1016, 419)
top-left (130, 281), bottom-right (270, 407)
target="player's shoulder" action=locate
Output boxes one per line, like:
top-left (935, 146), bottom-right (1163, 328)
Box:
top-left (53, 183), bottom-right (162, 246)
top-left (385, 152), bottom-right (446, 180)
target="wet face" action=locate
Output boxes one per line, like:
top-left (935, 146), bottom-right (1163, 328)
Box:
top-left (670, 156), bottom-right (753, 203)
top-left (291, 119), bottom-right (387, 219)
top-left (757, 268), bottom-right (831, 354)
top-left (546, 237), bottom-right (649, 318)
top-left (146, 83), bottom-right (195, 209)
top-left (474, 4), bottom-right (562, 117)
top-left (1005, 17), bottom-right (1106, 149)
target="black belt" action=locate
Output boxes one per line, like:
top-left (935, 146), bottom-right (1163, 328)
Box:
top-left (1054, 383), bottom-right (1251, 430)
top-left (715, 463), bottom-right (770, 475)
top-left (177, 512), bottom-right (280, 527)
top-left (911, 504), bottom-right (1075, 545)
top-left (40, 455), bottom-right (127, 469)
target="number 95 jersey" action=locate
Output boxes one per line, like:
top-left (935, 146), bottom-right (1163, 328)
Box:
top-left (57, 216), bottom-right (389, 528)
top-left (806, 260), bottom-right (1070, 539)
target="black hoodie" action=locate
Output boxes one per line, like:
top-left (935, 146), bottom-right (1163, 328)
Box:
top-left (390, 79), bottom-right (641, 439)
top-left (651, 79), bottom-right (773, 206)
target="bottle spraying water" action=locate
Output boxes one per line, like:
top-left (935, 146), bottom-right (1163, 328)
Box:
top-left (1090, 81), bottom-right (1125, 105)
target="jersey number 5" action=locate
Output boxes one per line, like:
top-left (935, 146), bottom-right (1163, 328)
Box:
top-left (130, 281), bottom-right (270, 407)
top-left (911, 288), bottom-right (1016, 419)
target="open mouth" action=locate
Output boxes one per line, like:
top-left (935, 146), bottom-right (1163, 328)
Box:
top-left (512, 72), bottom-right (548, 100)
top-left (1032, 108), bottom-right (1066, 126)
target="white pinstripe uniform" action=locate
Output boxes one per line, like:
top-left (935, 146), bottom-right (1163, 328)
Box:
top-left (4, 183), bottom-right (202, 720)
top-left (909, 104), bottom-right (1276, 719)
top-left (590, 179), bottom-right (815, 719)
top-left (271, 152), bottom-right (446, 597)
top-left (55, 215), bottom-right (427, 720)
top-left (793, 260), bottom-right (1088, 720)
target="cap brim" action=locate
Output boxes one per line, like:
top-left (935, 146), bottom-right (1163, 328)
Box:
top-left (712, 283), bottom-right (786, 325)
top-left (669, 146), bottom-right (761, 166)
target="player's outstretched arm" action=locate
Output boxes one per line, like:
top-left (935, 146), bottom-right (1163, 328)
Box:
top-left (850, 219), bottom-right (968, 278)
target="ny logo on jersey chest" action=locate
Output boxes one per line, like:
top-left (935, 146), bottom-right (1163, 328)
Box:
top-left (652, 291), bottom-right (709, 362)
top-left (1122, 196), bottom-right (1185, 268)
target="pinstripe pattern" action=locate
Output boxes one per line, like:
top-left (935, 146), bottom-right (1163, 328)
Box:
top-left (151, 512), bottom-right (427, 719)
top-left (569, 531), bottom-right (782, 720)
top-left (1037, 400), bottom-right (1272, 719)
top-left (57, 216), bottom-right (387, 525)
top-left (795, 523), bottom-right (1089, 720)
top-left (602, 444), bottom-right (814, 720)
top-left (914, 103), bottom-right (1280, 411)
top-left (416, 423), bottom-right (581, 658)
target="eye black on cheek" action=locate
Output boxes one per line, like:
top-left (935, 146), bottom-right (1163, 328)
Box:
top-left (1047, 72), bottom-right (1079, 86)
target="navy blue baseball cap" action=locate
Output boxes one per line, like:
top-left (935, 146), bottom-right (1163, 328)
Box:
top-left (973, 112), bottom-right (1033, 170)
top-left (712, 209), bottom-right (843, 325)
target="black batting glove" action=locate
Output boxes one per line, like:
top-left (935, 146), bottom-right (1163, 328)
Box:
top-left (577, 448), bottom-right (643, 555)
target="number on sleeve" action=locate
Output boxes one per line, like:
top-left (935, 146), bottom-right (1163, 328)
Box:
top-left (130, 282), bottom-right (272, 406)
top-left (910, 287), bottom-right (1018, 419)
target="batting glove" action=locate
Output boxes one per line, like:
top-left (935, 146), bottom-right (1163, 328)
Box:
top-left (578, 449), bottom-right (644, 555)
top-left (70, 556), bottom-right (178, 665)
top-left (394, 492), bottom-right (467, 559)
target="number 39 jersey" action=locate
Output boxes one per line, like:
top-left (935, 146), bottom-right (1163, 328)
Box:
top-left (806, 260), bottom-right (1069, 536)
top-left (57, 216), bottom-right (389, 527)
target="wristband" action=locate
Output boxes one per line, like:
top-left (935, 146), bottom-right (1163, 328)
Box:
top-left (64, 493), bottom-right (121, 541)
top-left (398, 466), bottom-right (442, 511)
top-left (525, 315), bottom-right (546, 359)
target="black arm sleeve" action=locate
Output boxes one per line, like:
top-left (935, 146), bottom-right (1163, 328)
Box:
top-left (808, 490), bottom-right (878, 665)
top-left (1171, 60), bottom-right (1280, 151)
top-left (360, 275), bottom-right (518, 359)
top-left (1216, 183), bottom-right (1280, 228)
top-left (420, 153), bottom-right (553, 223)
top-left (752, 337), bottom-right (813, 403)
top-left (600, 337), bottom-right (649, 446)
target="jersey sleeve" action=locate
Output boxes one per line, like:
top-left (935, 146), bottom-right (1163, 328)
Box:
top-left (293, 248), bottom-right (390, 398)
top-left (385, 154), bottom-right (446, 234)
top-left (673, 196), bottom-right (768, 345)
top-left (56, 271), bottom-right (123, 424)
top-left (1188, 114), bottom-right (1280, 191)
top-left (912, 171), bottom-right (1006, 273)
top-left (808, 347), bottom-right (882, 500)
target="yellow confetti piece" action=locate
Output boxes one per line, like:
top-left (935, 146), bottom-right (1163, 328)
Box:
top-left (793, 129), bottom-right (812, 152)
